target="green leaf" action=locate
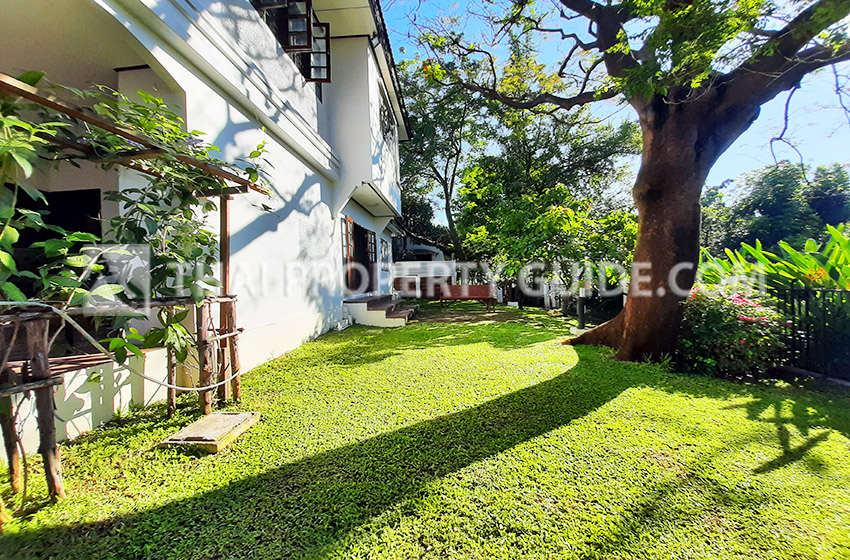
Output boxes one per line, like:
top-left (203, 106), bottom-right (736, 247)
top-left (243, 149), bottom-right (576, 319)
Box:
top-left (65, 232), bottom-right (99, 243)
top-left (91, 283), bottom-right (125, 298)
top-left (41, 238), bottom-right (71, 256)
top-left (16, 71), bottom-right (45, 87)
top-left (125, 342), bottom-right (143, 359)
top-left (64, 255), bottom-right (93, 267)
top-left (1, 281), bottom-right (26, 301)
top-left (0, 250), bottom-right (17, 273)
top-left (10, 151), bottom-right (33, 178)
top-left (18, 182), bottom-right (46, 203)
top-left (0, 225), bottom-right (19, 246)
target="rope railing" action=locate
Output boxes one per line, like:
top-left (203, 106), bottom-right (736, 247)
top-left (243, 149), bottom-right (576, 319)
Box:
top-left (0, 301), bottom-right (241, 392)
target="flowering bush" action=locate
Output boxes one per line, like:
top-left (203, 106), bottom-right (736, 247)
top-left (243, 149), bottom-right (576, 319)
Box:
top-left (675, 285), bottom-right (785, 377)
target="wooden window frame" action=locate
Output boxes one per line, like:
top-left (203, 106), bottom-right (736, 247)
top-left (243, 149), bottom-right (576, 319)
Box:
top-left (302, 22), bottom-right (331, 83)
top-left (341, 217), bottom-right (354, 290)
top-left (283, 0), bottom-right (313, 52)
top-left (380, 239), bottom-right (390, 271)
top-left (253, 0), bottom-right (313, 53)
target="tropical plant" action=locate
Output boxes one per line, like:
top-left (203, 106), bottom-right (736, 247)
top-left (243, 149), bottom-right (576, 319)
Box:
top-left (0, 72), bottom-right (104, 304)
top-left (0, 72), bottom-right (268, 365)
top-left (700, 224), bottom-right (850, 291)
top-left (676, 285), bottom-right (784, 378)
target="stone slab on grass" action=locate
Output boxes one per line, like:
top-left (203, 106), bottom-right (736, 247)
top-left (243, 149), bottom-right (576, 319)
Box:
top-left (160, 412), bottom-right (260, 453)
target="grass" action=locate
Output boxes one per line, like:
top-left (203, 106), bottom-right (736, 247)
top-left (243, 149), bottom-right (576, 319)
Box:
top-left (2, 301), bottom-right (850, 559)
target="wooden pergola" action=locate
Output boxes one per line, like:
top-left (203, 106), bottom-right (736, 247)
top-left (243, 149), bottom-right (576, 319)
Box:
top-left (0, 72), bottom-right (262, 499)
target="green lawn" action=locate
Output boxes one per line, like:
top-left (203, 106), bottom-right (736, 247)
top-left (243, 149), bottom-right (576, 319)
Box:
top-left (3, 302), bottom-right (850, 559)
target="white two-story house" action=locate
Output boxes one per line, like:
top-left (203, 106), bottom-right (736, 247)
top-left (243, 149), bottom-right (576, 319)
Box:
top-left (1, 0), bottom-right (411, 445)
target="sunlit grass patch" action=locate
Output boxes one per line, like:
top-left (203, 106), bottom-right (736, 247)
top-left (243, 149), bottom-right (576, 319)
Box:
top-left (2, 304), bottom-right (850, 559)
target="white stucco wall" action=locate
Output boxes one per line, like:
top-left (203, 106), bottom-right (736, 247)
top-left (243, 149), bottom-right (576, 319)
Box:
top-left (11, 349), bottom-right (169, 454)
top-left (324, 38), bottom-right (372, 212)
top-left (2, 0), bottom-right (403, 452)
top-left (367, 47), bottom-right (401, 213)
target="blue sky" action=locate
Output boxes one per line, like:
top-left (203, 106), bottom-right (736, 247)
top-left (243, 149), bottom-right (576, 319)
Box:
top-left (383, 0), bottom-right (850, 191)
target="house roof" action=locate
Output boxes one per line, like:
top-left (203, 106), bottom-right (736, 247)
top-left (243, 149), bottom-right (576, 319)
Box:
top-left (313, 0), bottom-right (411, 141)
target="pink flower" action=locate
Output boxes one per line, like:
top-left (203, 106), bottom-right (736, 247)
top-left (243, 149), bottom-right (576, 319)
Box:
top-left (730, 293), bottom-right (762, 308)
top-left (740, 340), bottom-right (746, 344)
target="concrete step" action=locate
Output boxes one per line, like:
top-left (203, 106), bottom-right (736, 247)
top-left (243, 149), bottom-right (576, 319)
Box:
top-left (369, 300), bottom-right (400, 313)
top-left (386, 306), bottom-right (415, 320)
top-left (343, 294), bottom-right (394, 310)
top-left (344, 294), bottom-right (408, 327)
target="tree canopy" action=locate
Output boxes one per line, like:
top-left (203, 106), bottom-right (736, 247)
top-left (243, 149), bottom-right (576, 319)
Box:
top-left (405, 0), bottom-right (850, 360)
top-left (458, 109), bottom-right (640, 282)
top-left (701, 162), bottom-right (850, 252)
top-left (398, 60), bottom-right (489, 259)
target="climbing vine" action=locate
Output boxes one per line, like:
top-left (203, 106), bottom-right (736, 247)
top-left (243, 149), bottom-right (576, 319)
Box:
top-left (0, 71), bottom-right (269, 362)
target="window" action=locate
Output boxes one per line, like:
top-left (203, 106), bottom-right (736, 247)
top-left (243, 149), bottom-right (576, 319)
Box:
top-left (380, 239), bottom-right (390, 271)
top-left (379, 93), bottom-right (397, 146)
top-left (253, 0), bottom-right (331, 83)
top-left (304, 22), bottom-right (330, 83)
top-left (367, 231), bottom-right (377, 263)
top-left (284, 0), bottom-right (312, 51)
top-left (341, 217), bottom-right (354, 289)
top-left (253, 0), bottom-right (311, 51)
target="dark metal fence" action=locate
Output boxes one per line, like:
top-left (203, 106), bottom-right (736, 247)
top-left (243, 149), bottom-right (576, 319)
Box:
top-left (777, 289), bottom-right (850, 380)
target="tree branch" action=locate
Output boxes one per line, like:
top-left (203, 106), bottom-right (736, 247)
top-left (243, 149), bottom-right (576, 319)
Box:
top-left (768, 85), bottom-right (810, 183)
top-left (559, 0), bottom-right (640, 80)
top-left (558, 0), bottom-right (600, 20)
top-left (455, 81), bottom-right (619, 111)
top-left (832, 65), bottom-right (850, 130)
top-left (722, 43), bottom-right (850, 111)
top-left (725, 0), bottom-right (850, 98)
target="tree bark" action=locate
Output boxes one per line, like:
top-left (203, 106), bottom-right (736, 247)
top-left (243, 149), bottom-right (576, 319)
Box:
top-left (568, 95), bottom-right (760, 360)
top-left (196, 303), bottom-right (213, 415)
top-left (0, 398), bottom-right (22, 494)
top-left (25, 320), bottom-right (65, 499)
top-left (443, 196), bottom-right (467, 261)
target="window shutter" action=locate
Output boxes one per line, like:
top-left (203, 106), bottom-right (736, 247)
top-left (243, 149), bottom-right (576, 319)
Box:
top-left (303, 22), bottom-right (331, 83)
top-left (253, 0), bottom-right (312, 52)
top-left (283, 0), bottom-right (312, 51)
top-left (368, 232), bottom-right (377, 263)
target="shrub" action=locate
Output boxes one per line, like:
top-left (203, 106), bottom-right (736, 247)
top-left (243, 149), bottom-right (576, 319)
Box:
top-left (676, 285), bottom-right (784, 378)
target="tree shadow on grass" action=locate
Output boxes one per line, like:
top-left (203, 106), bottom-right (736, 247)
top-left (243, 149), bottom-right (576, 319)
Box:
top-left (722, 398), bottom-right (840, 474)
top-left (656, 373), bottom-right (850, 475)
top-left (4, 347), bottom-right (638, 560)
top-left (6, 347), bottom-right (850, 559)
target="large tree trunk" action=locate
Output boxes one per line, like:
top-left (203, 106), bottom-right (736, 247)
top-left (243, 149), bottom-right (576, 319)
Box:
top-left (444, 198), bottom-right (467, 261)
top-left (568, 96), bottom-right (758, 361)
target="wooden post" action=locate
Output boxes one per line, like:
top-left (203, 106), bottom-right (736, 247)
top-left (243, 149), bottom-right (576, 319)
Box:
top-left (216, 337), bottom-right (230, 402)
top-left (24, 320), bottom-right (65, 499)
top-left (165, 307), bottom-right (177, 419)
top-left (0, 398), bottom-right (22, 494)
top-left (577, 287), bottom-right (586, 330)
top-left (166, 346), bottom-right (176, 419)
top-left (195, 303), bottom-right (213, 415)
top-left (218, 196), bottom-right (232, 404)
top-left (224, 300), bottom-right (241, 401)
